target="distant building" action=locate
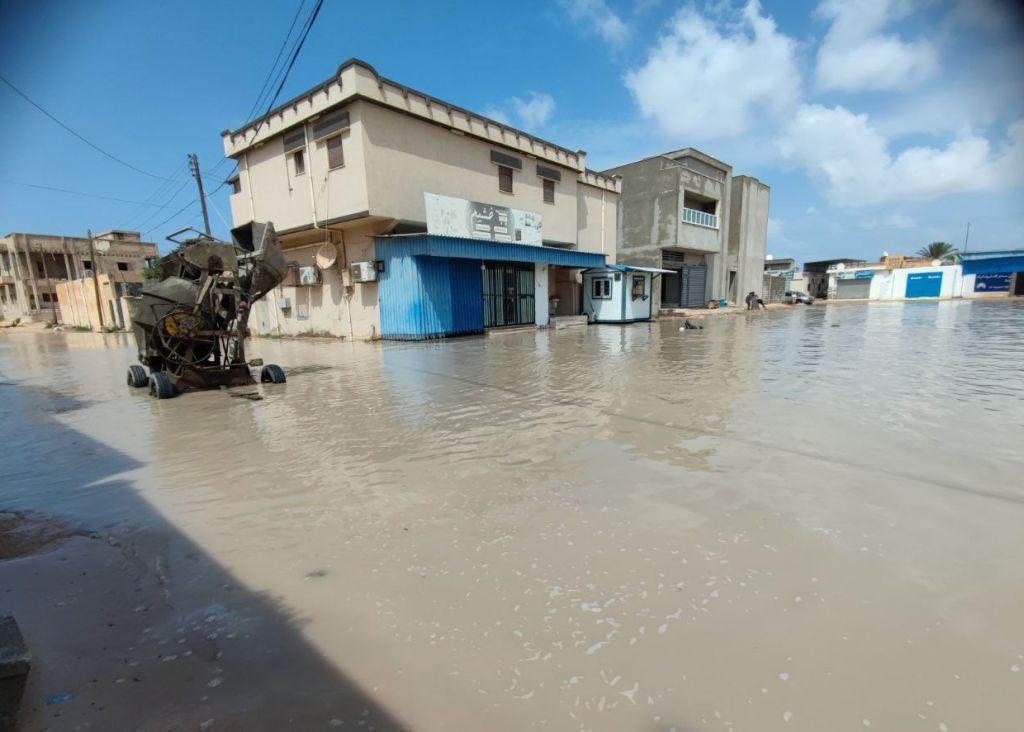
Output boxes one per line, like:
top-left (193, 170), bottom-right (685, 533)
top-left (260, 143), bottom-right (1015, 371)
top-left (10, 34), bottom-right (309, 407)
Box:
top-left (602, 149), bottom-right (768, 310)
top-left (959, 250), bottom-right (1024, 297)
top-left (803, 258), bottom-right (866, 299)
top-left (762, 257), bottom-right (797, 303)
top-left (0, 230), bottom-right (157, 323)
top-left (221, 58), bottom-right (619, 340)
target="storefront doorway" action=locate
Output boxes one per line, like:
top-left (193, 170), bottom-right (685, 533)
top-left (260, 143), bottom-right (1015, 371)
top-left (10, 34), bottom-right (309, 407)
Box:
top-left (482, 261), bottom-right (535, 327)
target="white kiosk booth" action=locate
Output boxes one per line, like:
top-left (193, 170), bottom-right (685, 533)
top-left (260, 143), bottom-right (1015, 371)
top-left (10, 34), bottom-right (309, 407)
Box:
top-left (583, 265), bottom-right (672, 323)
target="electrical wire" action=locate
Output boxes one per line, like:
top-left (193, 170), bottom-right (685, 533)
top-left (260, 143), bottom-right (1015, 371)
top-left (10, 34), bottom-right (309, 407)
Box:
top-left (0, 73), bottom-right (171, 180)
top-left (135, 176), bottom-right (193, 231)
top-left (144, 199), bottom-right (199, 237)
top-left (242, 0), bottom-right (309, 128)
top-left (0, 177), bottom-right (190, 209)
top-left (201, 0), bottom-right (324, 202)
top-left (123, 158), bottom-right (191, 225)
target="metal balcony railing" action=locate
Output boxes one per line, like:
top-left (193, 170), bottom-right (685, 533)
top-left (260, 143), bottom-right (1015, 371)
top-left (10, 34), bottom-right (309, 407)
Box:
top-left (681, 207), bottom-right (718, 229)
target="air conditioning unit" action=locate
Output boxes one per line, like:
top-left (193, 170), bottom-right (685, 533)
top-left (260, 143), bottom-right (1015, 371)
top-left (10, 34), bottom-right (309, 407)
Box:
top-left (276, 297), bottom-right (291, 310)
top-left (350, 261), bottom-right (377, 283)
top-left (298, 266), bottom-right (321, 286)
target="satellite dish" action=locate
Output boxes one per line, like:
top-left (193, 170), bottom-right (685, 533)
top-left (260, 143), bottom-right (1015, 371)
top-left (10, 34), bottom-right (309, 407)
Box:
top-left (932, 259), bottom-right (941, 267)
top-left (836, 262), bottom-right (846, 271)
top-left (314, 241), bottom-right (337, 270)
top-left (94, 239), bottom-right (111, 253)
top-left (882, 250), bottom-right (889, 257)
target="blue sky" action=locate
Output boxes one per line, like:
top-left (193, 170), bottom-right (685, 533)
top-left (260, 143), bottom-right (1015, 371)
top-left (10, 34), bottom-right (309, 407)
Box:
top-left (1, 0), bottom-right (1022, 262)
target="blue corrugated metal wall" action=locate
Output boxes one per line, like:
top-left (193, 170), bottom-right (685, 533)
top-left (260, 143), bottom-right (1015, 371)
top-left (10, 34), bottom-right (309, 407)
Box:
top-left (375, 234), bottom-right (607, 340)
top-left (378, 254), bottom-right (483, 340)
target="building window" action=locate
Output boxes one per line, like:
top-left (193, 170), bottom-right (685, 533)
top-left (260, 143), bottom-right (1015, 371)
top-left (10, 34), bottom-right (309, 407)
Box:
top-left (36, 260), bottom-right (45, 277)
top-left (117, 262), bottom-right (129, 271)
top-left (292, 149), bottom-right (305, 176)
top-left (591, 277), bottom-right (611, 299)
top-left (631, 275), bottom-right (645, 300)
top-left (230, 178), bottom-right (241, 194)
top-left (326, 135), bottom-right (344, 169)
top-left (83, 260), bottom-right (92, 271)
top-left (498, 165), bottom-right (513, 194)
top-left (543, 178), bottom-right (555, 204)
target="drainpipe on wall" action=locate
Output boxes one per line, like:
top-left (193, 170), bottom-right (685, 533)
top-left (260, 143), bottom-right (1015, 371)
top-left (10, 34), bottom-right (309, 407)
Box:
top-left (303, 122), bottom-right (321, 230)
top-left (600, 189), bottom-right (606, 257)
top-left (243, 152), bottom-right (256, 222)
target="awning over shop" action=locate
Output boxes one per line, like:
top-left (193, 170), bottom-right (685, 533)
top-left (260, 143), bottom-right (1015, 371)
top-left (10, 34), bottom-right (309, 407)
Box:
top-left (374, 234), bottom-right (606, 268)
top-left (584, 264), bottom-right (674, 274)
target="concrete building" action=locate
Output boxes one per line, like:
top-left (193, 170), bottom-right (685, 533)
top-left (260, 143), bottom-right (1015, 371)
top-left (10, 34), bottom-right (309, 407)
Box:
top-left (826, 260), bottom-right (962, 301)
top-left (221, 58), bottom-right (619, 339)
top-left (0, 230), bottom-right (157, 323)
top-left (803, 258), bottom-right (865, 299)
top-left (601, 149), bottom-right (768, 311)
top-left (728, 175), bottom-right (770, 304)
top-left (762, 256), bottom-right (796, 302)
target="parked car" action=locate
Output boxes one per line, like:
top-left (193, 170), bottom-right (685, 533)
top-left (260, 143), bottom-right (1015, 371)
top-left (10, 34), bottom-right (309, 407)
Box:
top-left (784, 291), bottom-right (815, 304)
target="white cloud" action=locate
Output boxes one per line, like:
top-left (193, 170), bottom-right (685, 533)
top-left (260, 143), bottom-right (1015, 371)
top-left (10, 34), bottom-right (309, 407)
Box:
top-left (860, 211), bottom-right (916, 229)
top-left (483, 107), bottom-right (511, 126)
top-left (511, 92), bottom-right (556, 130)
top-left (778, 104), bottom-right (1024, 206)
top-left (815, 0), bottom-right (938, 92)
top-left (560, 0), bottom-right (630, 46)
top-left (485, 92), bottom-right (556, 132)
top-left (624, 1), bottom-right (800, 139)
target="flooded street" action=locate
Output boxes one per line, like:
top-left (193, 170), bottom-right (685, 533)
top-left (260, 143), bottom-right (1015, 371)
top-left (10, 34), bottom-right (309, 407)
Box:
top-left (3, 300), bottom-right (1024, 731)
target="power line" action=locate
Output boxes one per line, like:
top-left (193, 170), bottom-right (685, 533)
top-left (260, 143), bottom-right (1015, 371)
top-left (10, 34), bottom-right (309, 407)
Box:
top-left (144, 199), bottom-right (199, 237)
top-left (202, 0), bottom-right (324, 202)
top-left (135, 176), bottom-right (193, 230)
top-left (0, 177), bottom-right (191, 209)
top-left (250, 0), bottom-right (325, 142)
top-left (243, 0), bottom-right (309, 127)
top-left (122, 158), bottom-right (191, 225)
top-left (0, 73), bottom-right (171, 181)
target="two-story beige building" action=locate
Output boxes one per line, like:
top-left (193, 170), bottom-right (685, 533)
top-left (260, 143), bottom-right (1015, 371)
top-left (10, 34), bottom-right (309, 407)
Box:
top-left (221, 58), bottom-right (619, 339)
top-left (0, 230), bottom-right (157, 323)
top-left (603, 150), bottom-right (768, 310)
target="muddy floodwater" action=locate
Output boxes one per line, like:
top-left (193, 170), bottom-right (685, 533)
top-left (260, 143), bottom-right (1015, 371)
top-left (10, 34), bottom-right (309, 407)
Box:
top-left (3, 300), bottom-right (1024, 731)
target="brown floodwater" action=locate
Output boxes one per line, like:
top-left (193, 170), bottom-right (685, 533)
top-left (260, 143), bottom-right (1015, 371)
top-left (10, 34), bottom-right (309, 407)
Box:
top-left (2, 300), bottom-right (1023, 730)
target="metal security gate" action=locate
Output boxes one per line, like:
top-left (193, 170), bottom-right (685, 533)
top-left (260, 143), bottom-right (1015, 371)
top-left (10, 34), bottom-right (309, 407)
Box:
top-left (482, 262), bottom-right (535, 327)
top-left (836, 278), bottom-right (871, 299)
top-left (680, 264), bottom-right (707, 308)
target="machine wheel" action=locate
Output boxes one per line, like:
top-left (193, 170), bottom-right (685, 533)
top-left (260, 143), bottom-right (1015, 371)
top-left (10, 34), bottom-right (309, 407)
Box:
top-left (127, 365), bottom-right (148, 388)
top-left (149, 371), bottom-right (176, 399)
top-left (260, 364), bottom-right (286, 384)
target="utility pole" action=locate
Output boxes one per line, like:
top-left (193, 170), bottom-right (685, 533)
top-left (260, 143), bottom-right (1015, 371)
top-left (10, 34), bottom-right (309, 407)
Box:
top-left (87, 228), bottom-right (104, 330)
top-left (189, 153), bottom-right (212, 236)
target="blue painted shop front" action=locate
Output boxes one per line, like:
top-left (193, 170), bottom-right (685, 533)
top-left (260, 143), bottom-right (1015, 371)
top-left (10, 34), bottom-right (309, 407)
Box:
top-left (960, 251), bottom-right (1024, 295)
top-left (375, 234), bottom-right (606, 340)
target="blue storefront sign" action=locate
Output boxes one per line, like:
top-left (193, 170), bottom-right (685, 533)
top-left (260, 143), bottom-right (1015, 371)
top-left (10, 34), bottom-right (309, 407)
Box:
top-left (837, 269), bottom-right (874, 280)
top-left (973, 272), bottom-right (1011, 292)
top-left (905, 271), bottom-right (943, 298)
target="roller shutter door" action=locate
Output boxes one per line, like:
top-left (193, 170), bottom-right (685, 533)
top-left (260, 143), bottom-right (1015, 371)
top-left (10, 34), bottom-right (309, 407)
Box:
top-left (680, 265), bottom-right (707, 308)
top-left (836, 278), bottom-right (871, 299)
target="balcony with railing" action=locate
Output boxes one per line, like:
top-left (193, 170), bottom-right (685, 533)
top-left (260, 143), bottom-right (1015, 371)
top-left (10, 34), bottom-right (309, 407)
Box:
top-left (681, 206), bottom-right (718, 229)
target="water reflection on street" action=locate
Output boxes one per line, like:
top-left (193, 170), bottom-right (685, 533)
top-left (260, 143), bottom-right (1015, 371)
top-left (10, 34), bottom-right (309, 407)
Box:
top-left (2, 299), bottom-right (1023, 730)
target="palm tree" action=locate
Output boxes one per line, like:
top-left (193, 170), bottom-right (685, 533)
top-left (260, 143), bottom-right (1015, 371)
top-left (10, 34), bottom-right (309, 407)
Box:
top-left (917, 241), bottom-right (956, 260)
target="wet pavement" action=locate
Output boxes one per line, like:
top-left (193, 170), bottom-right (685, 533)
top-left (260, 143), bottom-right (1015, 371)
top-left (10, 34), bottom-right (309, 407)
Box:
top-left (2, 300), bottom-right (1023, 731)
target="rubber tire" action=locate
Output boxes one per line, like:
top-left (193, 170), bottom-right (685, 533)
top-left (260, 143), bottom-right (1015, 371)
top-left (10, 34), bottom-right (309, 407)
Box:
top-left (127, 365), bottom-right (148, 388)
top-left (149, 371), bottom-right (176, 399)
top-left (260, 364), bottom-right (286, 384)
